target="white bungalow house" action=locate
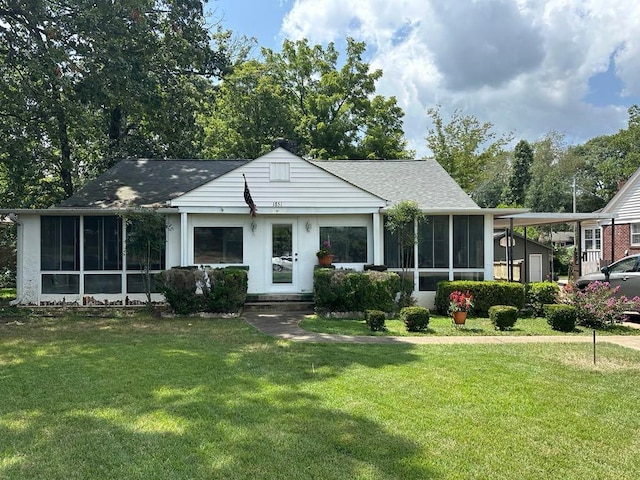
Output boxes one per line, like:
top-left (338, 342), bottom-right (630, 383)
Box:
top-left (3, 148), bottom-right (513, 308)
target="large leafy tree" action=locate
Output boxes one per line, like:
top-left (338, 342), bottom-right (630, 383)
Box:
top-left (505, 139), bottom-right (534, 206)
top-left (0, 0), bottom-right (228, 205)
top-left (569, 105), bottom-right (640, 210)
top-left (425, 106), bottom-right (512, 192)
top-left (201, 59), bottom-right (296, 159)
top-left (472, 150), bottom-right (512, 208)
top-left (524, 132), bottom-right (573, 212)
top-left (205, 37), bottom-right (412, 160)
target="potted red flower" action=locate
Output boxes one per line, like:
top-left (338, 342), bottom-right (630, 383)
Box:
top-left (448, 290), bottom-right (474, 325)
top-left (316, 240), bottom-right (334, 266)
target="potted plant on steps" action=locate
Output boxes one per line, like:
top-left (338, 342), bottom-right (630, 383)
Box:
top-left (316, 240), bottom-right (334, 266)
top-left (448, 290), bottom-right (474, 325)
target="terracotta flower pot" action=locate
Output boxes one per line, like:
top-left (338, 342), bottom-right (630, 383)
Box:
top-left (318, 254), bottom-right (334, 266)
top-left (452, 311), bottom-right (467, 325)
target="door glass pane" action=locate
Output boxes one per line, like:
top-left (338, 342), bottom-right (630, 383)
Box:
top-left (272, 224), bottom-right (292, 284)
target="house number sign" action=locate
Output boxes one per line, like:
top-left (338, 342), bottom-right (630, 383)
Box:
top-left (273, 201), bottom-right (283, 207)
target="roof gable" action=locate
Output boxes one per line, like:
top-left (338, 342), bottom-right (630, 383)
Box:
top-left (601, 166), bottom-right (640, 220)
top-left (170, 148), bottom-right (387, 210)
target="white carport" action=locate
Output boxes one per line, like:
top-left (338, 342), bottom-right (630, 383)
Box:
top-left (494, 212), bottom-right (617, 280)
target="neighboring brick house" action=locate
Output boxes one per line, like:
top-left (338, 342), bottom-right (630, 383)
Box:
top-left (580, 166), bottom-right (640, 274)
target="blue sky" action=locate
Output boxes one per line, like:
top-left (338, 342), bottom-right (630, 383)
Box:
top-left (212, 0), bottom-right (640, 157)
top-left (213, 0), bottom-right (286, 50)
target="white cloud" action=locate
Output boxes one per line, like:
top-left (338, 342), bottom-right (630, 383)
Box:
top-left (280, 0), bottom-right (640, 157)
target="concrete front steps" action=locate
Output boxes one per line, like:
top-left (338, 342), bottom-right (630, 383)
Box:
top-left (244, 293), bottom-right (314, 313)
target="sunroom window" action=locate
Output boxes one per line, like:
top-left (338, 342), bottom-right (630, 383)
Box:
top-left (418, 216), bottom-right (449, 268)
top-left (41, 216), bottom-right (79, 271)
top-left (84, 216), bottom-right (122, 270)
top-left (453, 215), bottom-right (484, 268)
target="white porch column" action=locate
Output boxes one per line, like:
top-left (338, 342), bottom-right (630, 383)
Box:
top-left (484, 213), bottom-right (494, 280)
top-left (373, 212), bottom-right (384, 264)
top-left (180, 212), bottom-right (188, 266)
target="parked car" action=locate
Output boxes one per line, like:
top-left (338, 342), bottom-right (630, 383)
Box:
top-left (272, 255), bottom-right (293, 271)
top-left (575, 254), bottom-right (640, 299)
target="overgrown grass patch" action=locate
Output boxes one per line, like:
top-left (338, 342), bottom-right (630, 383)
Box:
top-left (301, 314), bottom-right (640, 336)
top-left (1, 315), bottom-right (639, 479)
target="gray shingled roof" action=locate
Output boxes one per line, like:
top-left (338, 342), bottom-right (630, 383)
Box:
top-left (59, 157), bottom-right (478, 211)
top-left (59, 159), bottom-right (248, 208)
top-left (311, 159), bottom-right (479, 210)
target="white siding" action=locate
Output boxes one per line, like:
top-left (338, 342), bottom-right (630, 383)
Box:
top-left (613, 182), bottom-right (640, 222)
top-left (604, 172), bottom-right (640, 223)
top-left (165, 214), bottom-right (181, 269)
top-left (170, 150), bottom-right (387, 211)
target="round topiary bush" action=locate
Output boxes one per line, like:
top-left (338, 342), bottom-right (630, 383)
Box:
top-left (544, 304), bottom-right (577, 332)
top-left (488, 305), bottom-right (518, 330)
top-left (365, 309), bottom-right (387, 332)
top-left (400, 306), bottom-right (430, 332)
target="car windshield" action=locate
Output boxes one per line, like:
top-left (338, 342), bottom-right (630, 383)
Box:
top-left (609, 257), bottom-right (638, 273)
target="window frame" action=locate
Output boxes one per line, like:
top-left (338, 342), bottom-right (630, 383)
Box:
top-left (193, 226), bottom-right (244, 264)
top-left (453, 215), bottom-right (484, 269)
top-left (41, 216), bottom-right (80, 271)
top-left (83, 216), bottom-right (123, 271)
top-left (318, 226), bottom-right (368, 263)
top-left (584, 227), bottom-right (602, 251)
top-left (631, 224), bottom-right (640, 246)
top-left (418, 215), bottom-right (449, 268)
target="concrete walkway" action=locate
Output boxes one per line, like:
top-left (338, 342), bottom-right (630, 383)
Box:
top-left (243, 311), bottom-right (640, 351)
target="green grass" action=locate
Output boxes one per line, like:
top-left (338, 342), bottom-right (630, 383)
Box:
top-left (1, 315), bottom-right (640, 479)
top-left (301, 314), bottom-right (640, 336)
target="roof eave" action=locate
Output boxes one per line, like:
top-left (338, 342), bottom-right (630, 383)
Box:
top-left (0, 207), bottom-right (178, 216)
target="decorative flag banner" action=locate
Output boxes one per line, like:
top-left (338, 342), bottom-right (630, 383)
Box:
top-left (243, 174), bottom-right (258, 217)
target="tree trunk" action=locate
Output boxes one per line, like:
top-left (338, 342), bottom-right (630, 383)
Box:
top-left (56, 105), bottom-right (74, 198)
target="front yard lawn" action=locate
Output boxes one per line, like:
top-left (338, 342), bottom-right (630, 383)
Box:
top-left (301, 314), bottom-right (640, 336)
top-left (1, 315), bottom-right (639, 479)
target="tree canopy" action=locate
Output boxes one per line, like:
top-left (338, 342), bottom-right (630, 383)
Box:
top-left (202, 38), bottom-right (413, 160)
top-left (425, 106), bottom-right (512, 192)
top-left (1, 1), bottom-right (640, 215)
top-left (0, 0), bottom-right (229, 205)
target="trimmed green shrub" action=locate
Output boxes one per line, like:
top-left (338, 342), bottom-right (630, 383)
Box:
top-left (544, 304), bottom-right (577, 332)
top-left (365, 309), bottom-right (387, 331)
top-left (400, 306), bottom-right (430, 332)
top-left (156, 268), bottom-right (202, 314)
top-left (313, 269), bottom-right (401, 313)
top-left (203, 268), bottom-right (248, 313)
top-left (436, 281), bottom-right (525, 317)
top-left (488, 305), bottom-right (518, 330)
top-left (526, 282), bottom-right (560, 316)
top-left (157, 267), bottom-right (248, 314)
